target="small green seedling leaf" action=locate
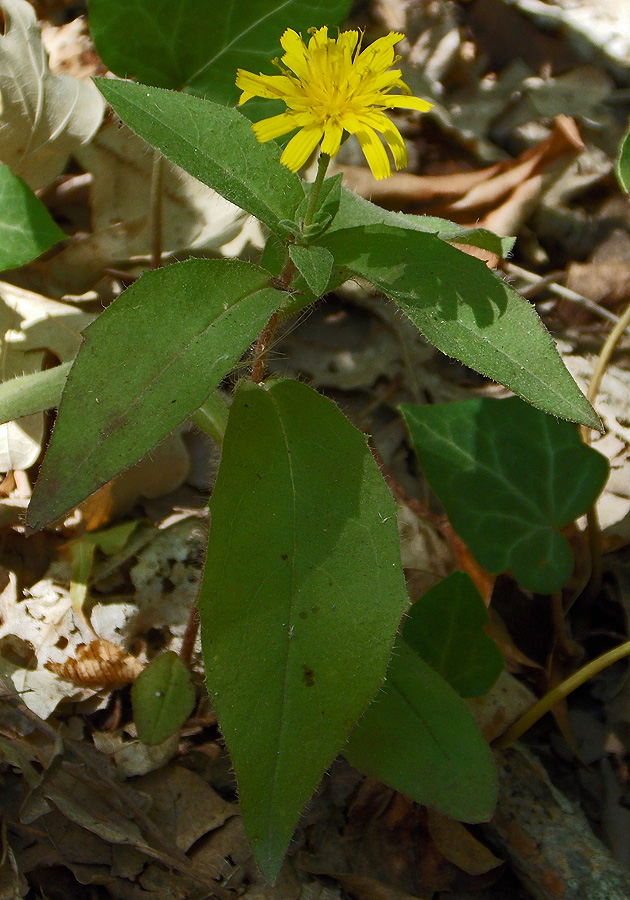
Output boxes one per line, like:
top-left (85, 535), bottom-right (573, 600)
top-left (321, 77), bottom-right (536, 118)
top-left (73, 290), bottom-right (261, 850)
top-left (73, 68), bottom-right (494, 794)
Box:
top-left (0, 362), bottom-right (70, 426)
top-left (344, 639), bottom-right (497, 822)
top-left (288, 244), bottom-right (334, 296)
top-left (88, 0), bottom-right (350, 103)
top-left (28, 259), bottom-right (283, 530)
top-left (132, 652), bottom-right (195, 746)
top-left (198, 377), bottom-right (409, 881)
top-left (401, 397), bottom-right (609, 594)
top-left (617, 124), bottom-right (630, 194)
top-left (95, 80), bottom-right (305, 239)
top-left (0, 163), bottom-right (65, 271)
top-left (403, 571), bottom-right (504, 697)
top-left (319, 223), bottom-right (600, 430)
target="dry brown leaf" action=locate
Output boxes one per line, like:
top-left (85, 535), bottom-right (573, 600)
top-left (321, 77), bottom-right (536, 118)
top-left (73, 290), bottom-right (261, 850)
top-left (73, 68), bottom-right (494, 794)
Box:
top-left (45, 638), bottom-right (143, 688)
top-left (426, 809), bottom-right (503, 876)
top-left (336, 116), bottom-right (584, 240)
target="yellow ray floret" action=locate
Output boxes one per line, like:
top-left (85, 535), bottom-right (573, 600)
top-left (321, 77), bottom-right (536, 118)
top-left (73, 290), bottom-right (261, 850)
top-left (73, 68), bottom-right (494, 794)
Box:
top-left (236, 26), bottom-right (433, 180)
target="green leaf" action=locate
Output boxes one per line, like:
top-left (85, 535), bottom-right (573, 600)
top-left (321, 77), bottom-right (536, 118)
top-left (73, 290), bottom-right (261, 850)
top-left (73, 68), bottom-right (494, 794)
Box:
top-left (191, 391), bottom-right (230, 446)
top-left (326, 187), bottom-right (515, 258)
top-left (288, 244), bottom-right (334, 296)
top-left (296, 174), bottom-right (344, 239)
top-left (27, 259), bottom-right (282, 531)
top-left (403, 572), bottom-right (503, 697)
top-left (401, 397), bottom-right (609, 594)
top-left (617, 124), bottom-right (630, 194)
top-left (132, 652), bottom-right (196, 746)
top-left (0, 362), bottom-right (70, 426)
top-left (0, 163), bottom-right (65, 271)
top-left (319, 223), bottom-right (600, 430)
top-left (95, 79), bottom-right (304, 238)
top-left (88, 0), bottom-right (351, 103)
top-left (198, 377), bottom-right (408, 880)
top-left (344, 639), bottom-right (497, 822)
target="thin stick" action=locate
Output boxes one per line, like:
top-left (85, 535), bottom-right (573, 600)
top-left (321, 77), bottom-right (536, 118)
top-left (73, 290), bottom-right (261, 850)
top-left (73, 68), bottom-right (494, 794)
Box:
top-left (494, 639), bottom-right (630, 749)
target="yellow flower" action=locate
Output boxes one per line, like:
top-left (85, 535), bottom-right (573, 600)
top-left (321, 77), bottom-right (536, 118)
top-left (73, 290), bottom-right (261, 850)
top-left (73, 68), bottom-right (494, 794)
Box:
top-left (236, 27), bottom-right (433, 180)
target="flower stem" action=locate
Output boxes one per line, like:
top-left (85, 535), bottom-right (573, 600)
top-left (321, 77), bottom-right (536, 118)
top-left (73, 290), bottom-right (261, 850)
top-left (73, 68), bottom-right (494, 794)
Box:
top-left (303, 151), bottom-right (331, 229)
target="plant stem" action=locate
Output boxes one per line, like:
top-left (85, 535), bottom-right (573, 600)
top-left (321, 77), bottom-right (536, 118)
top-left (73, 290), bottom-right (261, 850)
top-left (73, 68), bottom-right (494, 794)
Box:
top-left (149, 150), bottom-right (164, 269)
top-left (303, 151), bottom-right (331, 228)
top-left (250, 153), bottom-right (330, 384)
top-left (180, 604), bottom-right (199, 668)
top-left (494, 639), bottom-right (630, 749)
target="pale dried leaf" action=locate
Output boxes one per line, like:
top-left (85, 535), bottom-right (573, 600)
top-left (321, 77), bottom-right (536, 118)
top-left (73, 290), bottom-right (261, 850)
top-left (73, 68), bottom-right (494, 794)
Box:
top-left (0, 281), bottom-right (94, 470)
top-left (0, 0), bottom-right (104, 190)
top-left (45, 638), bottom-right (143, 688)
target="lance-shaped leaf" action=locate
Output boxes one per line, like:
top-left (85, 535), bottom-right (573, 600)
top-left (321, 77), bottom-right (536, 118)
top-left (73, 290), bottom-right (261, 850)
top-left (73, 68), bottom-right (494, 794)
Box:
top-left (95, 80), bottom-right (304, 239)
top-left (401, 397), bottom-right (609, 594)
top-left (28, 259), bottom-right (283, 530)
top-left (0, 363), bottom-right (70, 425)
top-left (198, 377), bottom-right (408, 881)
top-left (403, 571), bottom-right (503, 698)
top-left (0, 164), bottom-right (65, 271)
top-left (88, 0), bottom-right (350, 104)
top-left (319, 223), bottom-right (600, 430)
top-left (344, 639), bottom-right (497, 822)
top-left (326, 187), bottom-right (515, 258)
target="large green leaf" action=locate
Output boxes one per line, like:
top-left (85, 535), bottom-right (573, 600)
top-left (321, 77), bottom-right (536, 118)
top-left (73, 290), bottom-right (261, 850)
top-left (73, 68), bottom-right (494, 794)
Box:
top-left (344, 639), bottom-right (497, 822)
top-left (0, 163), bottom-right (64, 271)
top-left (403, 571), bottom-right (503, 697)
top-left (401, 397), bottom-right (609, 594)
top-left (95, 80), bottom-right (304, 238)
top-left (27, 259), bottom-right (283, 530)
top-left (318, 223), bottom-right (600, 430)
top-left (198, 377), bottom-right (408, 880)
top-left (88, 0), bottom-right (351, 103)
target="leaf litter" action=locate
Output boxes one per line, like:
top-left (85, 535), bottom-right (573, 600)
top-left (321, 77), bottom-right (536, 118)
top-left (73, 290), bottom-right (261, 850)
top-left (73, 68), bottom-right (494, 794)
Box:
top-left (2, 0), bottom-right (630, 897)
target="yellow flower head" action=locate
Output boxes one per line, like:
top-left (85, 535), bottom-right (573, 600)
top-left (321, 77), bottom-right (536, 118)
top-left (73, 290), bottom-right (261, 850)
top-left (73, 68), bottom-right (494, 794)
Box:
top-left (236, 26), bottom-right (433, 180)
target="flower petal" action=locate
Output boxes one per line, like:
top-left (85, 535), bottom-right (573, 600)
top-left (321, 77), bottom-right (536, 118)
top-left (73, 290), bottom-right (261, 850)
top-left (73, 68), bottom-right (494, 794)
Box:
top-left (379, 94), bottom-right (434, 112)
top-left (361, 111), bottom-right (407, 169)
top-left (321, 120), bottom-right (344, 157)
top-left (280, 125), bottom-right (324, 172)
top-left (280, 29), bottom-right (310, 80)
top-left (252, 112), bottom-right (298, 142)
top-left (354, 127), bottom-right (392, 180)
top-left (235, 69), bottom-right (296, 102)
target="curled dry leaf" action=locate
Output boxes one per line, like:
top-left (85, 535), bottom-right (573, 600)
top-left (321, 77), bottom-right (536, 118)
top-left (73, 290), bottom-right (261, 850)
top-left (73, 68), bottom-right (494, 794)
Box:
top-left (45, 638), bottom-right (143, 688)
top-left (0, 0), bottom-right (104, 190)
top-left (335, 116), bottom-right (584, 263)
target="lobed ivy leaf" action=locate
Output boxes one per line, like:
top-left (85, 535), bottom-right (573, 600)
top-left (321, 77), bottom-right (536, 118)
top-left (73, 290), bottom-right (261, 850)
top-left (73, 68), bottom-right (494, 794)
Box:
top-left (27, 259), bottom-right (283, 531)
top-left (88, 0), bottom-right (351, 104)
top-left (318, 223), bottom-right (600, 430)
top-left (0, 164), bottom-right (65, 271)
top-left (403, 571), bottom-right (504, 698)
top-left (198, 377), bottom-right (408, 881)
top-left (401, 397), bottom-right (609, 594)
